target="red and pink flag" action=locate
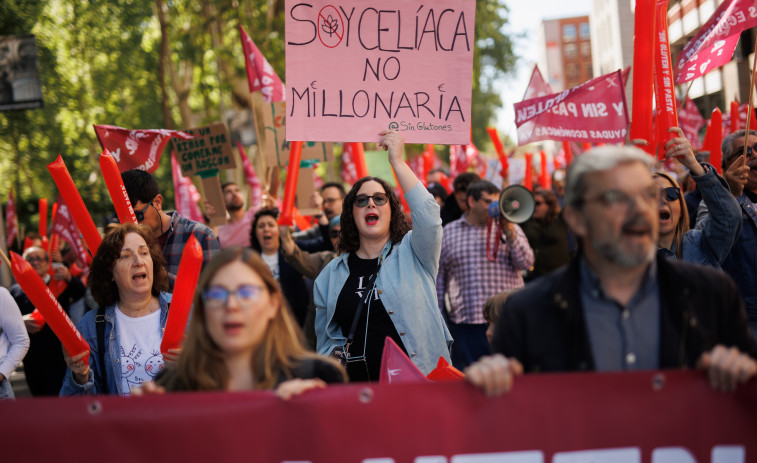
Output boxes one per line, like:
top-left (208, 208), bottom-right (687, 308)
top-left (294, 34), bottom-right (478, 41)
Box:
top-left (379, 337), bottom-right (428, 385)
top-left (523, 64), bottom-right (553, 100)
top-left (515, 70), bottom-right (629, 145)
top-left (239, 26), bottom-right (285, 103)
top-left (236, 142), bottom-right (263, 211)
top-left (341, 143), bottom-right (359, 186)
top-left (6, 189), bottom-right (17, 248)
top-left (50, 197), bottom-right (88, 267)
top-left (170, 151), bottom-right (204, 223)
top-left (93, 125), bottom-right (193, 173)
top-left (676, 0), bottom-right (757, 83)
top-left (678, 99), bottom-right (705, 149)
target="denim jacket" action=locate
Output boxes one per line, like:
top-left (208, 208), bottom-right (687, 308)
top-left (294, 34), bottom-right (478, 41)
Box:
top-left (672, 163), bottom-right (741, 268)
top-left (314, 182), bottom-right (453, 375)
top-left (60, 292), bottom-right (172, 396)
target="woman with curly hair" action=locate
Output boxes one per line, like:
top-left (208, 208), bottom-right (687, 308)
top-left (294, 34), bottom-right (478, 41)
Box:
top-left (314, 130), bottom-right (452, 381)
top-left (60, 223), bottom-right (172, 395)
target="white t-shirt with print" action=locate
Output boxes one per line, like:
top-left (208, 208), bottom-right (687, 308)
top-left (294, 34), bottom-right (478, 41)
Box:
top-left (262, 252), bottom-right (280, 281)
top-left (115, 307), bottom-right (164, 396)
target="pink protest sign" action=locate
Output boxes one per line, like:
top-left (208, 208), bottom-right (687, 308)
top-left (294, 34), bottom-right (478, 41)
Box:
top-left (285, 0), bottom-right (475, 145)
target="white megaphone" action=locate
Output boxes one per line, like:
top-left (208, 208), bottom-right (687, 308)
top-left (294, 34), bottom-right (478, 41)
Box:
top-left (488, 185), bottom-right (536, 224)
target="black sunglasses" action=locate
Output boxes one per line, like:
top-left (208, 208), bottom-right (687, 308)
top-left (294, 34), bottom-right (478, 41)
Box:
top-left (660, 186), bottom-right (681, 202)
top-left (354, 193), bottom-right (388, 208)
top-left (135, 201), bottom-right (153, 222)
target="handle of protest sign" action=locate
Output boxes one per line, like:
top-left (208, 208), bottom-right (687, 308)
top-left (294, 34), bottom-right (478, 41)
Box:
top-left (160, 234), bottom-right (202, 355)
top-left (38, 198), bottom-right (47, 238)
top-left (653, 0), bottom-right (678, 159)
top-left (99, 150), bottom-right (138, 224)
top-left (9, 251), bottom-right (90, 364)
top-left (486, 127), bottom-right (509, 178)
top-left (47, 155), bottom-right (102, 256)
top-left (630, 0), bottom-right (656, 154)
top-left (278, 141), bottom-right (303, 227)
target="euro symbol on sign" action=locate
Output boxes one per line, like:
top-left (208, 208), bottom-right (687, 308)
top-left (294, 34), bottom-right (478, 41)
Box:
top-left (438, 83), bottom-right (446, 92)
top-left (311, 81), bottom-right (317, 89)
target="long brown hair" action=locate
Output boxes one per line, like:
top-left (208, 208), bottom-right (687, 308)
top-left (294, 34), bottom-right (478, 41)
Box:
top-left (533, 188), bottom-right (560, 224)
top-left (653, 172), bottom-right (690, 259)
top-left (338, 176), bottom-right (409, 254)
top-left (158, 247), bottom-right (344, 391)
top-left (88, 222), bottom-right (168, 307)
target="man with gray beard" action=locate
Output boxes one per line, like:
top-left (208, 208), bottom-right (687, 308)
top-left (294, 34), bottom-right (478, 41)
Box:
top-left (465, 146), bottom-right (757, 396)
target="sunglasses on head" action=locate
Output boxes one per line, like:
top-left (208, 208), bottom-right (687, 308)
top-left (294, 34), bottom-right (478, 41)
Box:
top-left (354, 193), bottom-right (388, 208)
top-left (135, 201), bottom-right (153, 222)
top-left (660, 186), bottom-right (681, 202)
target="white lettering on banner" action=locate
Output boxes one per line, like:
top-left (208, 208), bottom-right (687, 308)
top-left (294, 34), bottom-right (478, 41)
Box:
top-left (612, 102), bottom-right (624, 116)
top-left (278, 446), bottom-right (744, 463)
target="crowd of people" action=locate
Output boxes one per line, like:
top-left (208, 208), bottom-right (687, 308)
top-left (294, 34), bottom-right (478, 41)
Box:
top-left (0, 127), bottom-right (756, 400)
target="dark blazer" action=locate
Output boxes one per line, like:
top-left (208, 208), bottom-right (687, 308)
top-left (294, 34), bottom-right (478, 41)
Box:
top-left (278, 250), bottom-right (310, 327)
top-left (491, 255), bottom-right (757, 372)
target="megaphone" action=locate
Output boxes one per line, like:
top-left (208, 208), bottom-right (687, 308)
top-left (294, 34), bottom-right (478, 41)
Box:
top-left (488, 185), bottom-right (536, 224)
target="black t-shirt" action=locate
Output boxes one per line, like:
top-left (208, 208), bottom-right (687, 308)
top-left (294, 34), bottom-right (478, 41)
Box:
top-left (334, 253), bottom-right (407, 381)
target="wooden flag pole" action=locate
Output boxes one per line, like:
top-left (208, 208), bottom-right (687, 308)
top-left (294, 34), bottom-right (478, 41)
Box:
top-left (0, 247), bottom-right (12, 269)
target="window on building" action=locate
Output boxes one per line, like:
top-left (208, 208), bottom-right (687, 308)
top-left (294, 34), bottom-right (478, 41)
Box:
top-left (580, 22), bottom-right (590, 39)
top-left (563, 24), bottom-right (577, 41)
top-left (583, 62), bottom-right (593, 80)
top-left (567, 63), bottom-right (580, 82)
top-left (564, 43), bottom-right (578, 58)
top-left (581, 42), bottom-right (591, 57)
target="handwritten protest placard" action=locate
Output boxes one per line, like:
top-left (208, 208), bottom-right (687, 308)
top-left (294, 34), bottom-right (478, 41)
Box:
top-left (173, 123), bottom-right (236, 176)
top-left (285, 0), bottom-right (475, 145)
top-left (251, 92), bottom-right (334, 167)
top-left (515, 70), bottom-right (629, 146)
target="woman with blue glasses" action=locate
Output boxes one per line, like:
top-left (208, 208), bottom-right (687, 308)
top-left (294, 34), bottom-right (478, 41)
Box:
top-left (138, 247), bottom-right (345, 397)
top-left (655, 127), bottom-right (742, 268)
top-left (313, 130), bottom-right (452, 382)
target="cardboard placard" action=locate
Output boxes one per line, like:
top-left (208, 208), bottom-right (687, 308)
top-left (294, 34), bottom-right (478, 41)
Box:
top-left (251, 92), bottom-right (334, 167)
top-left (295, 166), bottom-right (319, 216)
top-left (173, 123), bottom-right (237, 176)
top-left (200, 176), bottom-right (227, 227)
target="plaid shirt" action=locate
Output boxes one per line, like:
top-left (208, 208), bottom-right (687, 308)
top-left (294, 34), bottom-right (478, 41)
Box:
top-left (437, 215), bottom-right (534, 324)
top-left (162, 211), bottom-right (220, 290)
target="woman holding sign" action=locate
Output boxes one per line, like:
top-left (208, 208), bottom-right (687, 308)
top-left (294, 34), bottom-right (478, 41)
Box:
top-left (60, 223), bottom-right (173, 396)
top-left (314, 130), bottom-right (452, 382)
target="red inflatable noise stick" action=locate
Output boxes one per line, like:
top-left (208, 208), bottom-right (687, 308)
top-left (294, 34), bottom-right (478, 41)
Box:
top-left (160, 234), bottom-right (203, 355)
top-left (99, 150), bottom-right (138, 224)
top-left (10, 252), bottom-right (90, 365)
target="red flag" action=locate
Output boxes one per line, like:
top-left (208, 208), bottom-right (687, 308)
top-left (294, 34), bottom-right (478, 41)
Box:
top-left (379, 337), bottom-right (428, 385)
top-left (676, 0), bottom-right (757, 83)
top-left (239, 26), bottom-right (285, 103)
top-left (449, 144), bottom-right (479, 178)
top-left (236, 141), bottom-right (263, 211)
top-left (426, 357), bottom-right (465, 382)
top-left (515, 70), bottom-right (628, 145)
top-left (522, 64), bottom-right (553, 100)
top-left (406, 155), bottom-right (426, 186)
top-left (341, 143), bottom-right (359, 186)
top-left (678, 99), bottom-right (705, 149)
top-left (170, 151), bottom-right (204, 223)
top-left (50, 197), bottom-right (88, 273)
top-left (6, 189), bottom-right (17, 247)
top-left (93, 125), bottom-right (194, 174)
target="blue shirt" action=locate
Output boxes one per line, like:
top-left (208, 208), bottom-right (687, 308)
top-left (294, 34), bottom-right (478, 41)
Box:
top-left (579, 259), bottom-right (660, 371)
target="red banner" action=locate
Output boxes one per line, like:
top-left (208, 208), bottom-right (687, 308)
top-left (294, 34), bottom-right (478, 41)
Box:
top-left (676, 0), bottom-right (757, 83)
top-left (170, 151), bottom-right (204, 223)
top-left (341, 142), bottom-right (359, 186)
top-left (523, 64), bottom-right (553, 100)
top-left (239, 25), bottom-right (285, 103)
top-left (5, 188), bottom-right (17, 247)
top-left (515, 70), bottom-right (629, 145)
top-left (678, 99), bottom-right (705, 149)
top-left (1, 371), bottom-right (755, 462)
top-left (50, 197), bottom-right (89, 268)
top-left (93, 125), bottom-right (194, 173)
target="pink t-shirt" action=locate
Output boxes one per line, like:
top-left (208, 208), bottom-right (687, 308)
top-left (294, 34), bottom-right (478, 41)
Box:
top-left (217, 207), bottom-right (256, 248)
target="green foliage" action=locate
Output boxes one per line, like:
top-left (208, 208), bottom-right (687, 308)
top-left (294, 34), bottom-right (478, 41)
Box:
top-left (0, 0), bottom-right (516, 234)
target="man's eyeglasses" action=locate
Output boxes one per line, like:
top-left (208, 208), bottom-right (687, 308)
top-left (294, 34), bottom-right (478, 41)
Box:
top-left (659, 186), bottom-right (681, 202)
top-left (135, 201), bottom-right (153, 222)
top-left (580, 187), bottom-right (658, 211)
top-left (25, 255), bottom-right (45, 263)
top-left (202, 285), bottom-right (265, 310)
top-left (355, 193), bottom-right (388, 208)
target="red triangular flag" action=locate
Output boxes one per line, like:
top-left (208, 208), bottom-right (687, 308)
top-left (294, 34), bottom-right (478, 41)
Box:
top-left (170, 151), bottom-right (204, 223)
top-left (6, 189), bottom-right (17, 248)
top-left (379, 337), bottom-right (428, 385)
top-left (50, 196), bottom-right (89, 270)
top-left (239, 25), bottom-right (286, 103)
top-left (93, 125), bottom-right (194, 173)
top-left (426, 356), bottom-right (465, 382)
